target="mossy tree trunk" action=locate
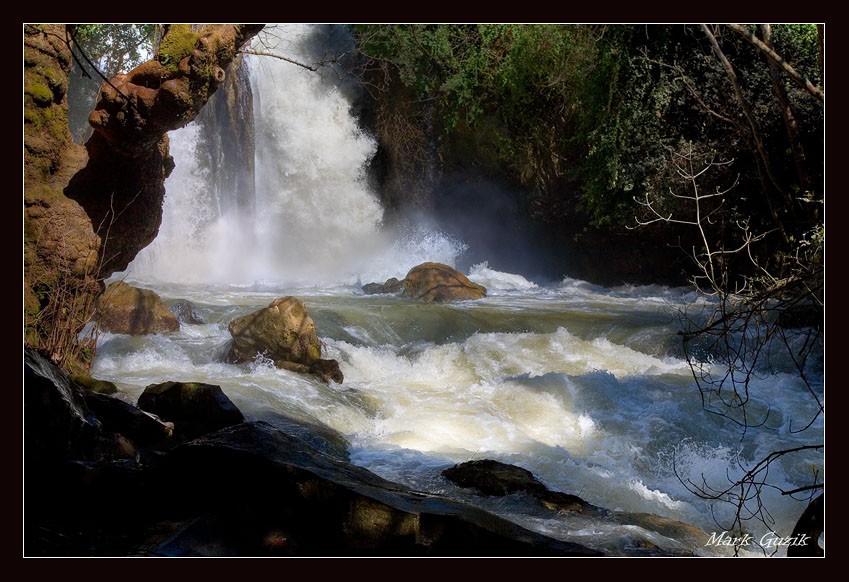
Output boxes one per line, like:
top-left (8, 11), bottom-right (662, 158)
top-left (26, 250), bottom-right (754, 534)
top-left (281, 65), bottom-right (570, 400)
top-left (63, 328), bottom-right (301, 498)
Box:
top-left (24, 23), bottom-right (264, 372)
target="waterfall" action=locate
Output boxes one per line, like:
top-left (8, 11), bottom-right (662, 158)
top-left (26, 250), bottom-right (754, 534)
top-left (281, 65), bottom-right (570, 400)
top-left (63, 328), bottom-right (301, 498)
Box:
top-left (128, 24), bottom-right (464, 287)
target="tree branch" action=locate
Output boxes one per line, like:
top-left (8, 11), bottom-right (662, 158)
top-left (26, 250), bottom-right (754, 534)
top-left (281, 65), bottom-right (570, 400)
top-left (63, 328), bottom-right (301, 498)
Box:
top-left (726, 23), bottom-right (824, 103)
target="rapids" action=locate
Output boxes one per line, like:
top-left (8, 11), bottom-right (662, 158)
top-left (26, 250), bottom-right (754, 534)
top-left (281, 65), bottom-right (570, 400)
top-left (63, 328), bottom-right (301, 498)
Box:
top-left (97, 24), bottom-right (823, 556)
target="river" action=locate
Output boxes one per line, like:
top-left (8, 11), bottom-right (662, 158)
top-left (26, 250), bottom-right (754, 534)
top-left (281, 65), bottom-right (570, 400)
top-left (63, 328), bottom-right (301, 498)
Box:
top-left (90, 25), bottom-right (823, 557)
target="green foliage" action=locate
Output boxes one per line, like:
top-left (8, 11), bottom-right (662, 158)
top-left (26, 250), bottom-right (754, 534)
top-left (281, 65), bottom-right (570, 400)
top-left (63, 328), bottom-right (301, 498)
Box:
top-left (355, 23), bottom-right (823, 242)
top-left (67, 24), bottom-right (156, 143)
top-left (74, 24), bottom-right (155, 73)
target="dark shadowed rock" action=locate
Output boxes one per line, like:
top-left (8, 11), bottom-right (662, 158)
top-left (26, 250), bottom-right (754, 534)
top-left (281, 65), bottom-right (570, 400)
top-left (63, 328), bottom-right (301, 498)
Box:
top-left (787, 493), bottom-right (824, 557)
top-left (168, 299), bottom-right (206, 325)
top-left (146, 422), bottom-right (602, 556)
top-left (94, 281), bottom-right (179, 335)
top-left (443, 459), bottom-right (603, 516)
top-left (25, 348), bottom-right (102, 462)
top-left (137, 381), bottom-right (244, 440)
top-left (84, 392), bottom-right (174, 448)
top-left (257, 410), bottom-right (350, 462)
top-left (402, 262), bottom-right (486, 303)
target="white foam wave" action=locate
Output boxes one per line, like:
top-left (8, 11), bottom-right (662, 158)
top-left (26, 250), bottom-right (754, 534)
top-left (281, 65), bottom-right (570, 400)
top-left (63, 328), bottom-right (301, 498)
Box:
top-left (468, 261), bottom-right (538, 291)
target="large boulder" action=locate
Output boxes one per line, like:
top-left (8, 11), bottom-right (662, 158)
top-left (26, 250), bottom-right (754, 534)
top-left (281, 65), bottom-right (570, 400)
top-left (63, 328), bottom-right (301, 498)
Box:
top-left (227, 297), bottom-right (342, 383)
top-left (137, 381), bottom-right (244, 441)
top-left (94, 281), bottom-right (179, 335)
top-left (402, 263), bottom-right (486, 303)
top-left (147, 422), bottom-right (602, 556)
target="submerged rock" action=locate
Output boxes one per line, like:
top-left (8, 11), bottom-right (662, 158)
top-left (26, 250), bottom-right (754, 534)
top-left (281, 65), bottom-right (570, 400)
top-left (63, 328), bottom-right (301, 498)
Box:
top-left (402, 262), bottom-right (486, 303)
top-left (226, 296), bottom-right (342, 383)
top-left (94, 281), bottom-right (179, 335)
top-left (168, 299), bottom-right (206, 325)
top-left (442, 459), bottom-right (603, 516)
top-left (137, 381), bottom-right (244, 440)
top-left (444, 459), bottom-right (713, 555)
top-left (362, 277), bottom-right (402, 295)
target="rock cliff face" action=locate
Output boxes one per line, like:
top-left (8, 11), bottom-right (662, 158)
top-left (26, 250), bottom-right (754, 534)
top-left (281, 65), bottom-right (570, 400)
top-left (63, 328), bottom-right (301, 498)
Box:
top-left (24, 24), bottom-right (100, 368)
top-left (24, 24), bottom-right (264, 371)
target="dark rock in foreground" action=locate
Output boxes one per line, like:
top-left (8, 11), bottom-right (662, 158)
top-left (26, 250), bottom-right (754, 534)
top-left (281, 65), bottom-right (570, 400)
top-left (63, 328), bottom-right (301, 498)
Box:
top-left (84, 391), bottom-right (174, 448)
top-left (94, 281), bottom-right (180, 335)
top-left (138, 381), bottom-right (244, 440)
top-left (25, 348), bottom-right (102, 462)
top-left (147, 422), bottom-right (602, 557)
top-left (257, 410), bottom-right (351, 462)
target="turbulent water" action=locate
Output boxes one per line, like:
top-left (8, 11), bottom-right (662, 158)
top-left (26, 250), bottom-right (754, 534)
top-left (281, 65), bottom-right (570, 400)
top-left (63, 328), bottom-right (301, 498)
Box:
top-left (102, 25), bottom-right (823, 557)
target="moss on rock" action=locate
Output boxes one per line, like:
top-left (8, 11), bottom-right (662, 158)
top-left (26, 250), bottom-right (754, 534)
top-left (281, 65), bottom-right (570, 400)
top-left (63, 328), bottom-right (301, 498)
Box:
top-left (69, 374), bottom-right (118, 395)
top-left (26, 82), bottom-right (54, 106)
top-left (159, 24), bottom-right (199, 73)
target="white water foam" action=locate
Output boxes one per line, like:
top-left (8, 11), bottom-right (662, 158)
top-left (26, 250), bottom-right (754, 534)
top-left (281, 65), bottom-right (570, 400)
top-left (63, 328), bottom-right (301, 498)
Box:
top-left (127, 24), bottom-right (465, 287)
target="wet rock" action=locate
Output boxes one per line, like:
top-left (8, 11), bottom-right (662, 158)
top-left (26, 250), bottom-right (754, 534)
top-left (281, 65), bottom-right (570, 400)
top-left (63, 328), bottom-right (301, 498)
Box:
top-left (309, 358), bottom-right (344, 384)
top-left (257, 410), bottom-right (350, 462)
top-left (443, 459), bottom-right (603, 516)
top-left (443, 459), bottom-right (713, 554)
top-left (228, 297), bottom-right (320, 364)
top-left (137, 381), bottom-right (244, 440)
top-left (94, 281), bottom-right (179, 335)
top-left (227, 297), bottom-right (342, 383)
top-left (168, 299), bottom-right (206, 325)
top-left (612, 512), bottom-right (710, 553)
top-left (383, 277), bottom-right (402, 293)
top-left (25, 348), bottom-right (102, 462)
top-left (84, 392), bottom-right (174, 448)
top-left (402, 262), bottom-right (486, 303)
top-left (362, 282), bottom-right (384, 294)
top-left (70, 373), bottom-right (118, 395)
top-left (362, 277), bottom-right (402, 295)
top-left (146, 422), bottom-right (601, 556)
